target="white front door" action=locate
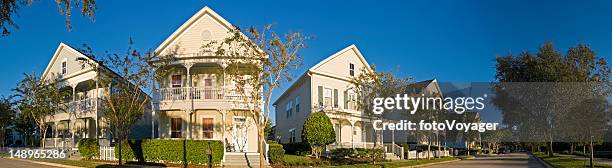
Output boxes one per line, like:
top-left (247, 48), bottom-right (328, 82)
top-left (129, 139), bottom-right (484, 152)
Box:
top-left (232, 117), bottom-right (248, 152)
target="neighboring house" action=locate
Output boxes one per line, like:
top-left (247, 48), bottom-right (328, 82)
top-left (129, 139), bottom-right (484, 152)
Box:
top-left (382, 79), bottom-right (444, 146)
top-left (273, 45), bottom-right (379, 149)
top-left (152, 6), bottom-right (260, 155)
top-left (40, 43), bottom-right (152, 149)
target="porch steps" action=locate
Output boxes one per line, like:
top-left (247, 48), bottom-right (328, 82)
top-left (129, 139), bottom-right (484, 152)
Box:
top-left (224, 153), bottom-right (270, 168)
top-left (385, 153), bottom-right (401, 160)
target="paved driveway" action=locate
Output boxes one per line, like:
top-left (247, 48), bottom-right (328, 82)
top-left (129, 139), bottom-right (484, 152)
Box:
top-left (425, 153), bottom-right (545, 168)
top-left (0, 158), bottom-right (62, 168)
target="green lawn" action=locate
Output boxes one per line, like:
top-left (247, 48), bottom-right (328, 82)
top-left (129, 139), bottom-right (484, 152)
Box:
top-left (282, 155), bottom-right (316, 166)
top-left (534, 152), bottom-right (612, 168)
top-left (33, 159), bottom-right (108, 168)
top-left (328, 157), bottom-right (458, 168)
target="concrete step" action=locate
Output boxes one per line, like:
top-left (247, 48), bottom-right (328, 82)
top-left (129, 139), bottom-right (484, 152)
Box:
top-left (223, 153), bottom-right (269, 166)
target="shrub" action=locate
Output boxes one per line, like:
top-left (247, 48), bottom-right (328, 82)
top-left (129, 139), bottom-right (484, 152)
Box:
top-left (331, 148), bottom-right (384, 159)
top-left (282, 142), bottom-right (311, 156)
top-left (302, 112), bottom-right (335, 159)
top-left (77, 138), bottom-right (99, 159)
top-left (355, 148), bottom-right (384, 159)
top-left (331, 148), bottom-right (355, 158)
top-left (116, 140), bottom-right (223, 165)
top-left (268, 143), bottom-right (285, 164)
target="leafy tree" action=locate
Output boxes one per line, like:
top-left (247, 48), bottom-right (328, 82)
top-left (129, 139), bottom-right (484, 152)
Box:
top-left (0, 97), bottom-right (16, 147)
top-left (302, 111), bottom-right (335, 159)
top-left (14, 72), bottom-right (69, 148)
top-left (493, 42), bottom-right (610, 157)
top-left (82, 39), bottom-right (174, 165)
top-left (14, 113), bottom-right (36, 146)
top-left (350, 65), bottom-right (410, 163)
top-left (0, 0), bottom-right (96, 36)
top-left (203, 24), bottom-right (307, 168)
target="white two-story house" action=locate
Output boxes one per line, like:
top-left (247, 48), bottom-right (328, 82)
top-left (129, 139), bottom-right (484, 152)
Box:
top-left (41, 43), bottom-right (152, 149)
top-left (274, 45), bottom-right (380, 149)
top-left (152, 6), bottom-right (261, 156)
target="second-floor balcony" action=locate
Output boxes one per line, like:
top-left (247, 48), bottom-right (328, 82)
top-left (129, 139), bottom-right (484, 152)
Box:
top-left (68, 98), bottom-right (98, 113)
top-left (159, 87), bottom-right (250, 101)
top-left (158, 87), bottom-right (256, 111)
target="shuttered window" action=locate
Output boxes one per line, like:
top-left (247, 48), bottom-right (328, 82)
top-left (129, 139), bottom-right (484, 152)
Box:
top-left (333, 89), bottom-right (339, 108)
top-left (202, 118), bottom-right (214, 139)
top-left (170, 118), bottom-right (182, 138)
top-left (318, 86), bottom-right (323, 106)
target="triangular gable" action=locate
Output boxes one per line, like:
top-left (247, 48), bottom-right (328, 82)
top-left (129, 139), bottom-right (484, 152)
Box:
top-left (309, 44), bottom-right (372, 77)
top-left (155, 6), bottom-right (235, 55)
top-left (41, 43), bottom-right (97, 81)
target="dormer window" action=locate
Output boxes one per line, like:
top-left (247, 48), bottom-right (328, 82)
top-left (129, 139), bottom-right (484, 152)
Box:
top-left (61, 59), bottom-right (67, 75)
top-left (349, 63), bottom-right (355, 76)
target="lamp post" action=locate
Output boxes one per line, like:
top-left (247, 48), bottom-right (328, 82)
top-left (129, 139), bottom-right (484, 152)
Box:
top-left (590, 135), bottom-right (594, 168)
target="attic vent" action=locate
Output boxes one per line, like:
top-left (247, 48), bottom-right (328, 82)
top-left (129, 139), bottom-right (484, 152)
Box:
top-left (201, 30), bottom-right (212, 40)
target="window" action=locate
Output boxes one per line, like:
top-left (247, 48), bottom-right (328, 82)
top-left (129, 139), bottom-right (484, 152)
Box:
top-left (170, 118), bottom-right (182, 138)
top-left (61, 59), bottom-right (67, 75)
top-left (202, 118), bottom-right (214, 139)
top-left (289, 128), bottom-right (296, 143)
top-left (349, 63), bottom-right (355, 76)
top-left (295, 96), bottom-right (300, 113)
top-left (286, 101), bottom-right (293, 118)
top-left (324, 88), bottom-right (332, 107)
top-left (171, 75), bottom-right (182, 88)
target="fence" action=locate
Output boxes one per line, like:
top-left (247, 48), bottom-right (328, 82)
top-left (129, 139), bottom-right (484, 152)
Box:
top-left (99, 146), bottom-right (116, 160)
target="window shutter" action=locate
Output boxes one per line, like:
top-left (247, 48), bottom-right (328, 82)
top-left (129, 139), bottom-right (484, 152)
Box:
top-left (333, 89), bottom-right (338, 108)
top-left (318, 86), bottom-right (323, 106)
top-left (344, 90), bottom-right (348, 109)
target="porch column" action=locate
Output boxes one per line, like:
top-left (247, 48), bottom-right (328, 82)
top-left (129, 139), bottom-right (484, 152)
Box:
top-left (94, 74), bottom-right (99, 139)
top-left (184, 62), bottom-right (194, 139)
top-left (351, 124), bottom-right (354, 149)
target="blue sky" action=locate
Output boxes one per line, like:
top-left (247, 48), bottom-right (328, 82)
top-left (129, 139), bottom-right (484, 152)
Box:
top-left (1, 0), bottom-right (611, 121)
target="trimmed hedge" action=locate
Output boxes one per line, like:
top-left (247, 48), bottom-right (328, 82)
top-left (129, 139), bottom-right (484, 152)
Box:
top-left (115, 140), bottom-right (223, 165)
top-left (77, 138), bottom-right (100, 159)
top-left (268, 143), bottom-right (285, 163)
top-left (282, 142), bottom-right (311, 156)
top-left (331, 148), bottom-right (384, 159)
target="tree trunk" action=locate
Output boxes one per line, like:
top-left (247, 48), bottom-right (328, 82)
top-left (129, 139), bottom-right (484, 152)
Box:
top-left (118, 138), bottom-right (123, 166)
top-left (40, 126), bottom-right (47, 148)
top-left (259, 128), bottom-right (265, 168)
top-left (547, 140), bottom-right (553, 157)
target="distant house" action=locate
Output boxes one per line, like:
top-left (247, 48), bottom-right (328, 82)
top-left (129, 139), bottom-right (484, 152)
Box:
top-left (40, 43), bottom-right (152, 149)
top-left (274, 45), bottom-right (377, 147)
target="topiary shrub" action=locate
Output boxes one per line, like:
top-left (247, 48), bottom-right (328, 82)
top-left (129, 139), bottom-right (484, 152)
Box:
top-left (331, 148), bottom-right (355, 158)
top-left (115, 139), bottom-right (224, 165)
top-left (77, 138), bottom-right (99, 160)
top-left (268, 143), bottom-right (285, 164)
top-left (302, 111), bottom-right (335, 159)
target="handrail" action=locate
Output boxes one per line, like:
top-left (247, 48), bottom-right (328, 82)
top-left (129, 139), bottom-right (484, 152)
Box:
top-left (158, 87), bottom-right (252, 101)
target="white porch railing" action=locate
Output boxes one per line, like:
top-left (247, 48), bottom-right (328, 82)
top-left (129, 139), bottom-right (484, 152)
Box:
top-left (159, 87), bottom-right (251, 101)
top-left (67, 98), bottom-right (98, 113)
top-left (99, 146), bottom-right (116, 160)
top-left (384, 143), bottom-right (404, 159)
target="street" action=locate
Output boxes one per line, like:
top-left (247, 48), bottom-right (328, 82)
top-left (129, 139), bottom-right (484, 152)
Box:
top-left (426, 153), bottom-right (545, 168)
top-left (0, 158), bottom-right (62, 168)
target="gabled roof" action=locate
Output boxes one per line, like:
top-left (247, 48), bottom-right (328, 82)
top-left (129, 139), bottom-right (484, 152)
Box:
top-left (274, 44), bottom-right (372, 105)
top-left (41, 42), bottom-right (99, 81)
top-left (154, 6), bottom-right (234, 54)
top-left (406, 79), bottom-right (442, 96)
top-left (309, 44), bottom-right (372, 72)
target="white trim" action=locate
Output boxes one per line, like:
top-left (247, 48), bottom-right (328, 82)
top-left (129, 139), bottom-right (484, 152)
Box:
top-left (41, 43), bottom-right (98, 81)
top-left (154, 6), bottom-right (235, 54)
top-left (309, 44), bottom-right (372, 73)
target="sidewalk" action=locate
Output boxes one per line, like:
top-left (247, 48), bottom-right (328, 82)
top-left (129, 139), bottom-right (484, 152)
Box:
top-left (558, 154), bottom-right (612, 164)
